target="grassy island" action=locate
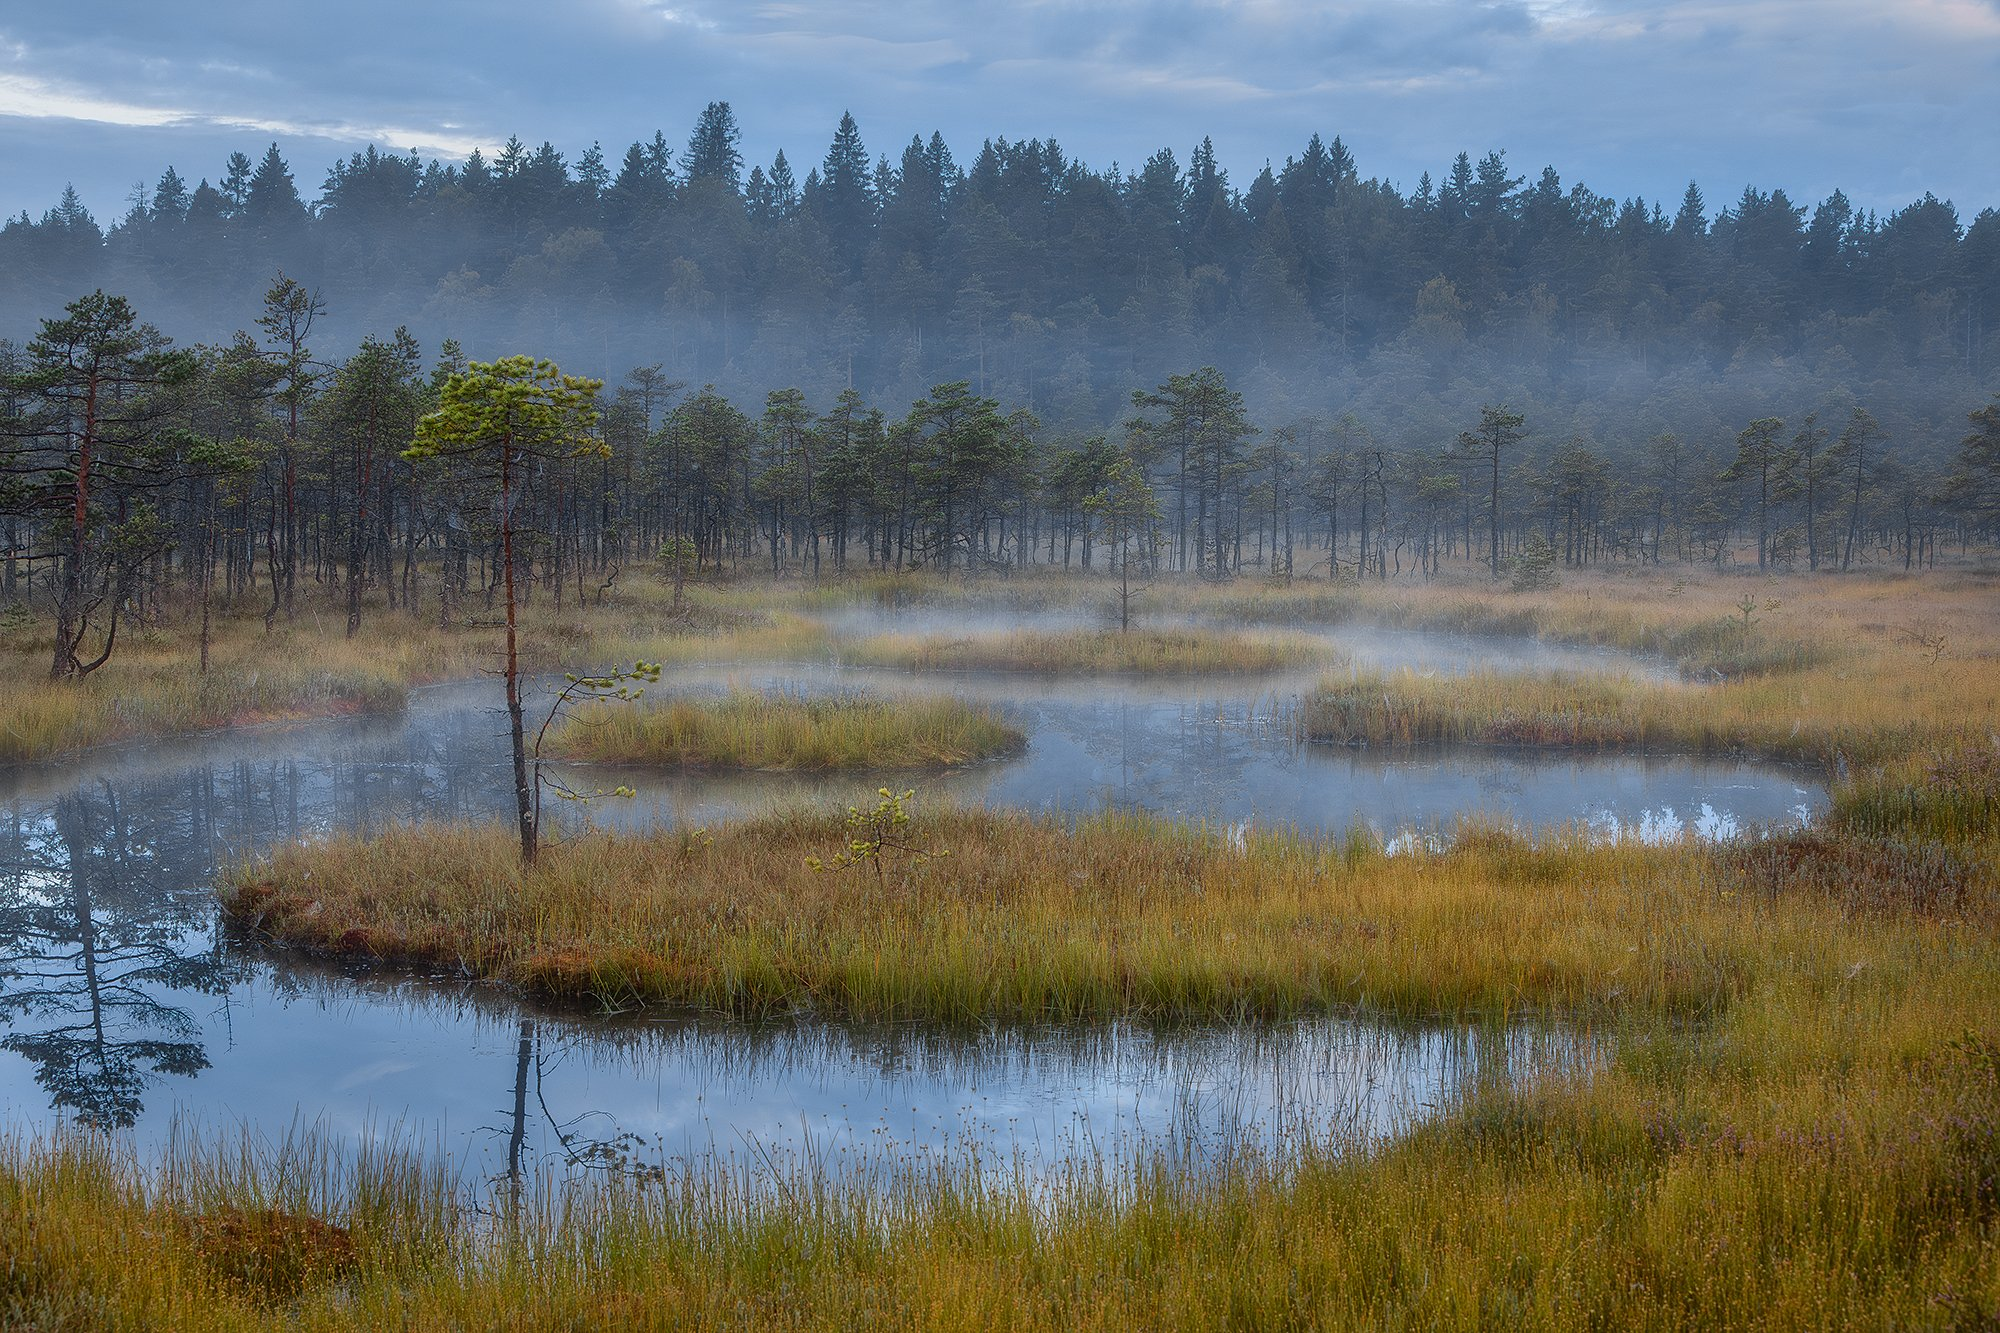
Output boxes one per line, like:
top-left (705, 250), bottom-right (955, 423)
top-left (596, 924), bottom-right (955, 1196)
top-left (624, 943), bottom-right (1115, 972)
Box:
top-left (223, 789), bottom-right (1989, 1026)
top-left (548, 691), bottom-right (1022, 771)
top-left (849, 626), bottom-right (1328, 675)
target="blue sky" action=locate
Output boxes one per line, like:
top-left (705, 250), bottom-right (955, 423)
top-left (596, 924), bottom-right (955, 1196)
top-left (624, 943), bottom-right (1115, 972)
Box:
top-left (2, 0), bottom-right (1996, 225)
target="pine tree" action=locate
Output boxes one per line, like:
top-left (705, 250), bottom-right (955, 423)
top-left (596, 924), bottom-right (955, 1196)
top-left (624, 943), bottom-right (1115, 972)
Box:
top-left (245, 143), bottom-right (306, 227)
top-left (220, 151), bottom-right (254, 216)
top-left (1456, 404), bottom-right (1527, 578)
top-left (151, 168), bottom-right (190, 223)
top-left (814, 112), bottom-right (874, 270)
top-left (1721, 417), bottom-right (1794, 570)
top-left (683, 101), bottom-right (744, 191)
top-left (5, 292), bottom-right (193, 678)
top-left (405, 357), bottom-right (605, 863)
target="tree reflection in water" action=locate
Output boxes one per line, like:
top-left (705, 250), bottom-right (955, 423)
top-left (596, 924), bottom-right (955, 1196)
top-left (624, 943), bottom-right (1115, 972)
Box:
top-left (0, 704), bottom-right (516, 1128)
top-left (0, 779), bottom-right (245, 1127)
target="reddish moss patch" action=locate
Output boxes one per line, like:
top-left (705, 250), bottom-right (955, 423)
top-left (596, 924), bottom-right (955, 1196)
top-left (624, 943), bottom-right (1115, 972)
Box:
top-left (185, 1207), bottom-right (358, 1301)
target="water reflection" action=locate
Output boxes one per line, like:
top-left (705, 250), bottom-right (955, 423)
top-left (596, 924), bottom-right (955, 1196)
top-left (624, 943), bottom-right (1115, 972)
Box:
top-left (0, 784), bottom-right (240, 1127)
top-left (572, 662), bottom-right (1818, 841)
top-left (0, 624), bottom-right (1812, 1150)
top-left (241, 973), bottom-right (1580, 1196)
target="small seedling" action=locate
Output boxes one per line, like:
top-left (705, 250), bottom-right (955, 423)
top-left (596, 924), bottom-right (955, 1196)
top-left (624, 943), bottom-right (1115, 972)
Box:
top-left (807, 787), bottom-right (948, 890)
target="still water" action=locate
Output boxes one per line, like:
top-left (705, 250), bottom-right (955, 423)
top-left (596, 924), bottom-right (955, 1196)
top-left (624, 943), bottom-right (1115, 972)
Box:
top-left (0, 620), bottom-right (1816, 1184)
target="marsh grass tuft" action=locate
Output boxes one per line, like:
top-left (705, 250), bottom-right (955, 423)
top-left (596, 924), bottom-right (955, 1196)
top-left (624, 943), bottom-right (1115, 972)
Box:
top-left (549, 690), bottom-right (1023, 770)
top-left (1833, 746), bottom-right (2000, 844)
top-left (185, 1207), bottom-right (359, 1303)
top-left (849, 626), bottom-right (1328, 675)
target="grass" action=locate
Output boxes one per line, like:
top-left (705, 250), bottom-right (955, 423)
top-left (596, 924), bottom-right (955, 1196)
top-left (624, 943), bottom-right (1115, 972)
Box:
top-left (221, 787), bottom-right (1993, 1025)
top-left (1178, 567), bottom-right (1851, 680)
top-left (1300, 663), bottom-right (1975, 769)
top-left (12, 563), bottom-right (2000, 1325)
top-left (0, 643), bottom-right (408, 762)
top-left (1293, 570), bottom-right (2000, 801)
top-left (549, 690), bottom-right (1023, 771)
top-left (7, 1007), bottom-right (1996, 1330)
top-left (726, 563), bottom-right (1971, 685)
top-left (32, 775), bottom-right (2000, 1326)
top-left (6, 560), bottom-right (1981, 760)
top-left (0, 580), bottom-right (834, 763)
top-left (848, 626), bottom-right (1330, 675)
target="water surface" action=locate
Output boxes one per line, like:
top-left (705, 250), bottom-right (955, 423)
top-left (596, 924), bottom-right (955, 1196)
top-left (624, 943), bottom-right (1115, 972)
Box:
top-left (0, 619), bottom-right (1812, 1182)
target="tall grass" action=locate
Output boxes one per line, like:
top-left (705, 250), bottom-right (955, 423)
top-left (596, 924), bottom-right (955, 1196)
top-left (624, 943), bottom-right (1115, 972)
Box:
top-left (1299, 666), bottom-right (1925, 767)
top-left (7, 565), bottom-right (1984, 760)
top-left (17, 565), bottom-right (2000, 1324)
top-left (0, 629), bottom-right (411, 762)
top-left (550, 690), bottom-right (1023, 770)
top-left (1180, 567), bottom-right (1925, 679)
top-left (848, 627), bottom-right (1329, 675)
top-left (1305, 621), bottom-right (1995, 773)
top-left (0, 585), bottom-right (833, 762)
top-left (1832, 745), bottom-right (2000, 844)
top-left (222, 804), bottom-right (1997, 1027)
top-left (8, 1032), bottom-right (1998, 1329)
top-left (30, 796), bottom-right (2000, 1327)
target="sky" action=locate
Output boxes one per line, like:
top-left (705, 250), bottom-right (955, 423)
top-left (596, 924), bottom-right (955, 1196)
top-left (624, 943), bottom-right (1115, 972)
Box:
top-left (1, 0), bottom-right (1996, 227)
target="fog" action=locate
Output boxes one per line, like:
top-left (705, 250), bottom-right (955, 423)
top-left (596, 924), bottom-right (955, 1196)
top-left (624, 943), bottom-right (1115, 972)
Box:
top-left (3, 117), bottom-right (1994, 485)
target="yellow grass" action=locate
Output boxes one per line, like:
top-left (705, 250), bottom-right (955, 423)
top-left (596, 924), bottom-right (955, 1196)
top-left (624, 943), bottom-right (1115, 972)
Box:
top-left (221, 801), bottom-right (1992, 1025)
top-left (1304, 656), bottom-right (1994, 769)
top-left (13, 564), bottom-right (2000, 1326)
top-left (6, 999), bottom-right (1997, 1331)
top-left (0, 581), bottom-right (833, 762)
top-left (549, 690), bottom-right (1023, 770)
top-left (37, 783), bottom-right (2000, 1328)
top-left (848, 627), bottom-right (1329, 675)
top-left (1292, 570), bottom-right (2000, 853)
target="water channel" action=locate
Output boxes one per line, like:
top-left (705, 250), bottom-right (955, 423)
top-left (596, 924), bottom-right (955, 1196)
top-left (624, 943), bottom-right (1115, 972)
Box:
top-left (0, 615), bottom-right (1820, 1190)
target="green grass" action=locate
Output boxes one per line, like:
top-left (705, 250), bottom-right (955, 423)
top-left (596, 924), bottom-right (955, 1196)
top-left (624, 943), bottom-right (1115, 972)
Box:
top-left (549, 690), bottom-right (1023, 771)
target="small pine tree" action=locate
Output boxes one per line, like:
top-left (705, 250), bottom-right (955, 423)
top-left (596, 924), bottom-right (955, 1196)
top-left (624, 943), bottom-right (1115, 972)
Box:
top-left (1510, 533), bottom-right (1561, 591)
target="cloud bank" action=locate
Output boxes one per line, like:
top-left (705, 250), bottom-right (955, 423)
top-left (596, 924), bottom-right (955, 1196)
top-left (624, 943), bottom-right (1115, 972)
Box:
top-left (2, 1), bottom-right (1994, 222)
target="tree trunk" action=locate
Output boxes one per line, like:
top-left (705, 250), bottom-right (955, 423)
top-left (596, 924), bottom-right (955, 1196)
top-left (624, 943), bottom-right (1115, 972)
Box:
top-left (501, 442), bottom-right (536, 864)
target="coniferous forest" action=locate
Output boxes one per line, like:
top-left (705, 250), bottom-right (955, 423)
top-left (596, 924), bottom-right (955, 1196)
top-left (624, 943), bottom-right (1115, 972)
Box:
top-left (4, 102), bottom-right (2000, 675)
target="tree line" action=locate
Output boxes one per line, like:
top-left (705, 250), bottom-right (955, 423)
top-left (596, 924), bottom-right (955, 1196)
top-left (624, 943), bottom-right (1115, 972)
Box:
top-left (2, 103), bottom-right (1994, 475)
top-left (6, 281), bottom-right (1999, 686)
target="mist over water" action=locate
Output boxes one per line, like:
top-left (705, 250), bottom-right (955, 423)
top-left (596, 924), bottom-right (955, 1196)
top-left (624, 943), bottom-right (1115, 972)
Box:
top-left (0, 611), bottom-right (1816, 1184)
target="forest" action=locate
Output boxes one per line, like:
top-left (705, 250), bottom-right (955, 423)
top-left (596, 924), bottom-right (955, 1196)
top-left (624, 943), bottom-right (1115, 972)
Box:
top-left (2, 100), bottom-right (1995, 457)
top-left (7, 103), bottom-right (1999, 680)
top-left (5, 255), bottom-right (2000, 683)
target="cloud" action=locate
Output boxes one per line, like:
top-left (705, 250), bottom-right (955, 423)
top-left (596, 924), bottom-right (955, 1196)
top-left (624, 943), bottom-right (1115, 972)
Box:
top-left (0, 1), bottom-right (1994, 220)
top-left (0, 72), bottom-right (184, 128)
top-left (0, 71), bottom-right (483, 161)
